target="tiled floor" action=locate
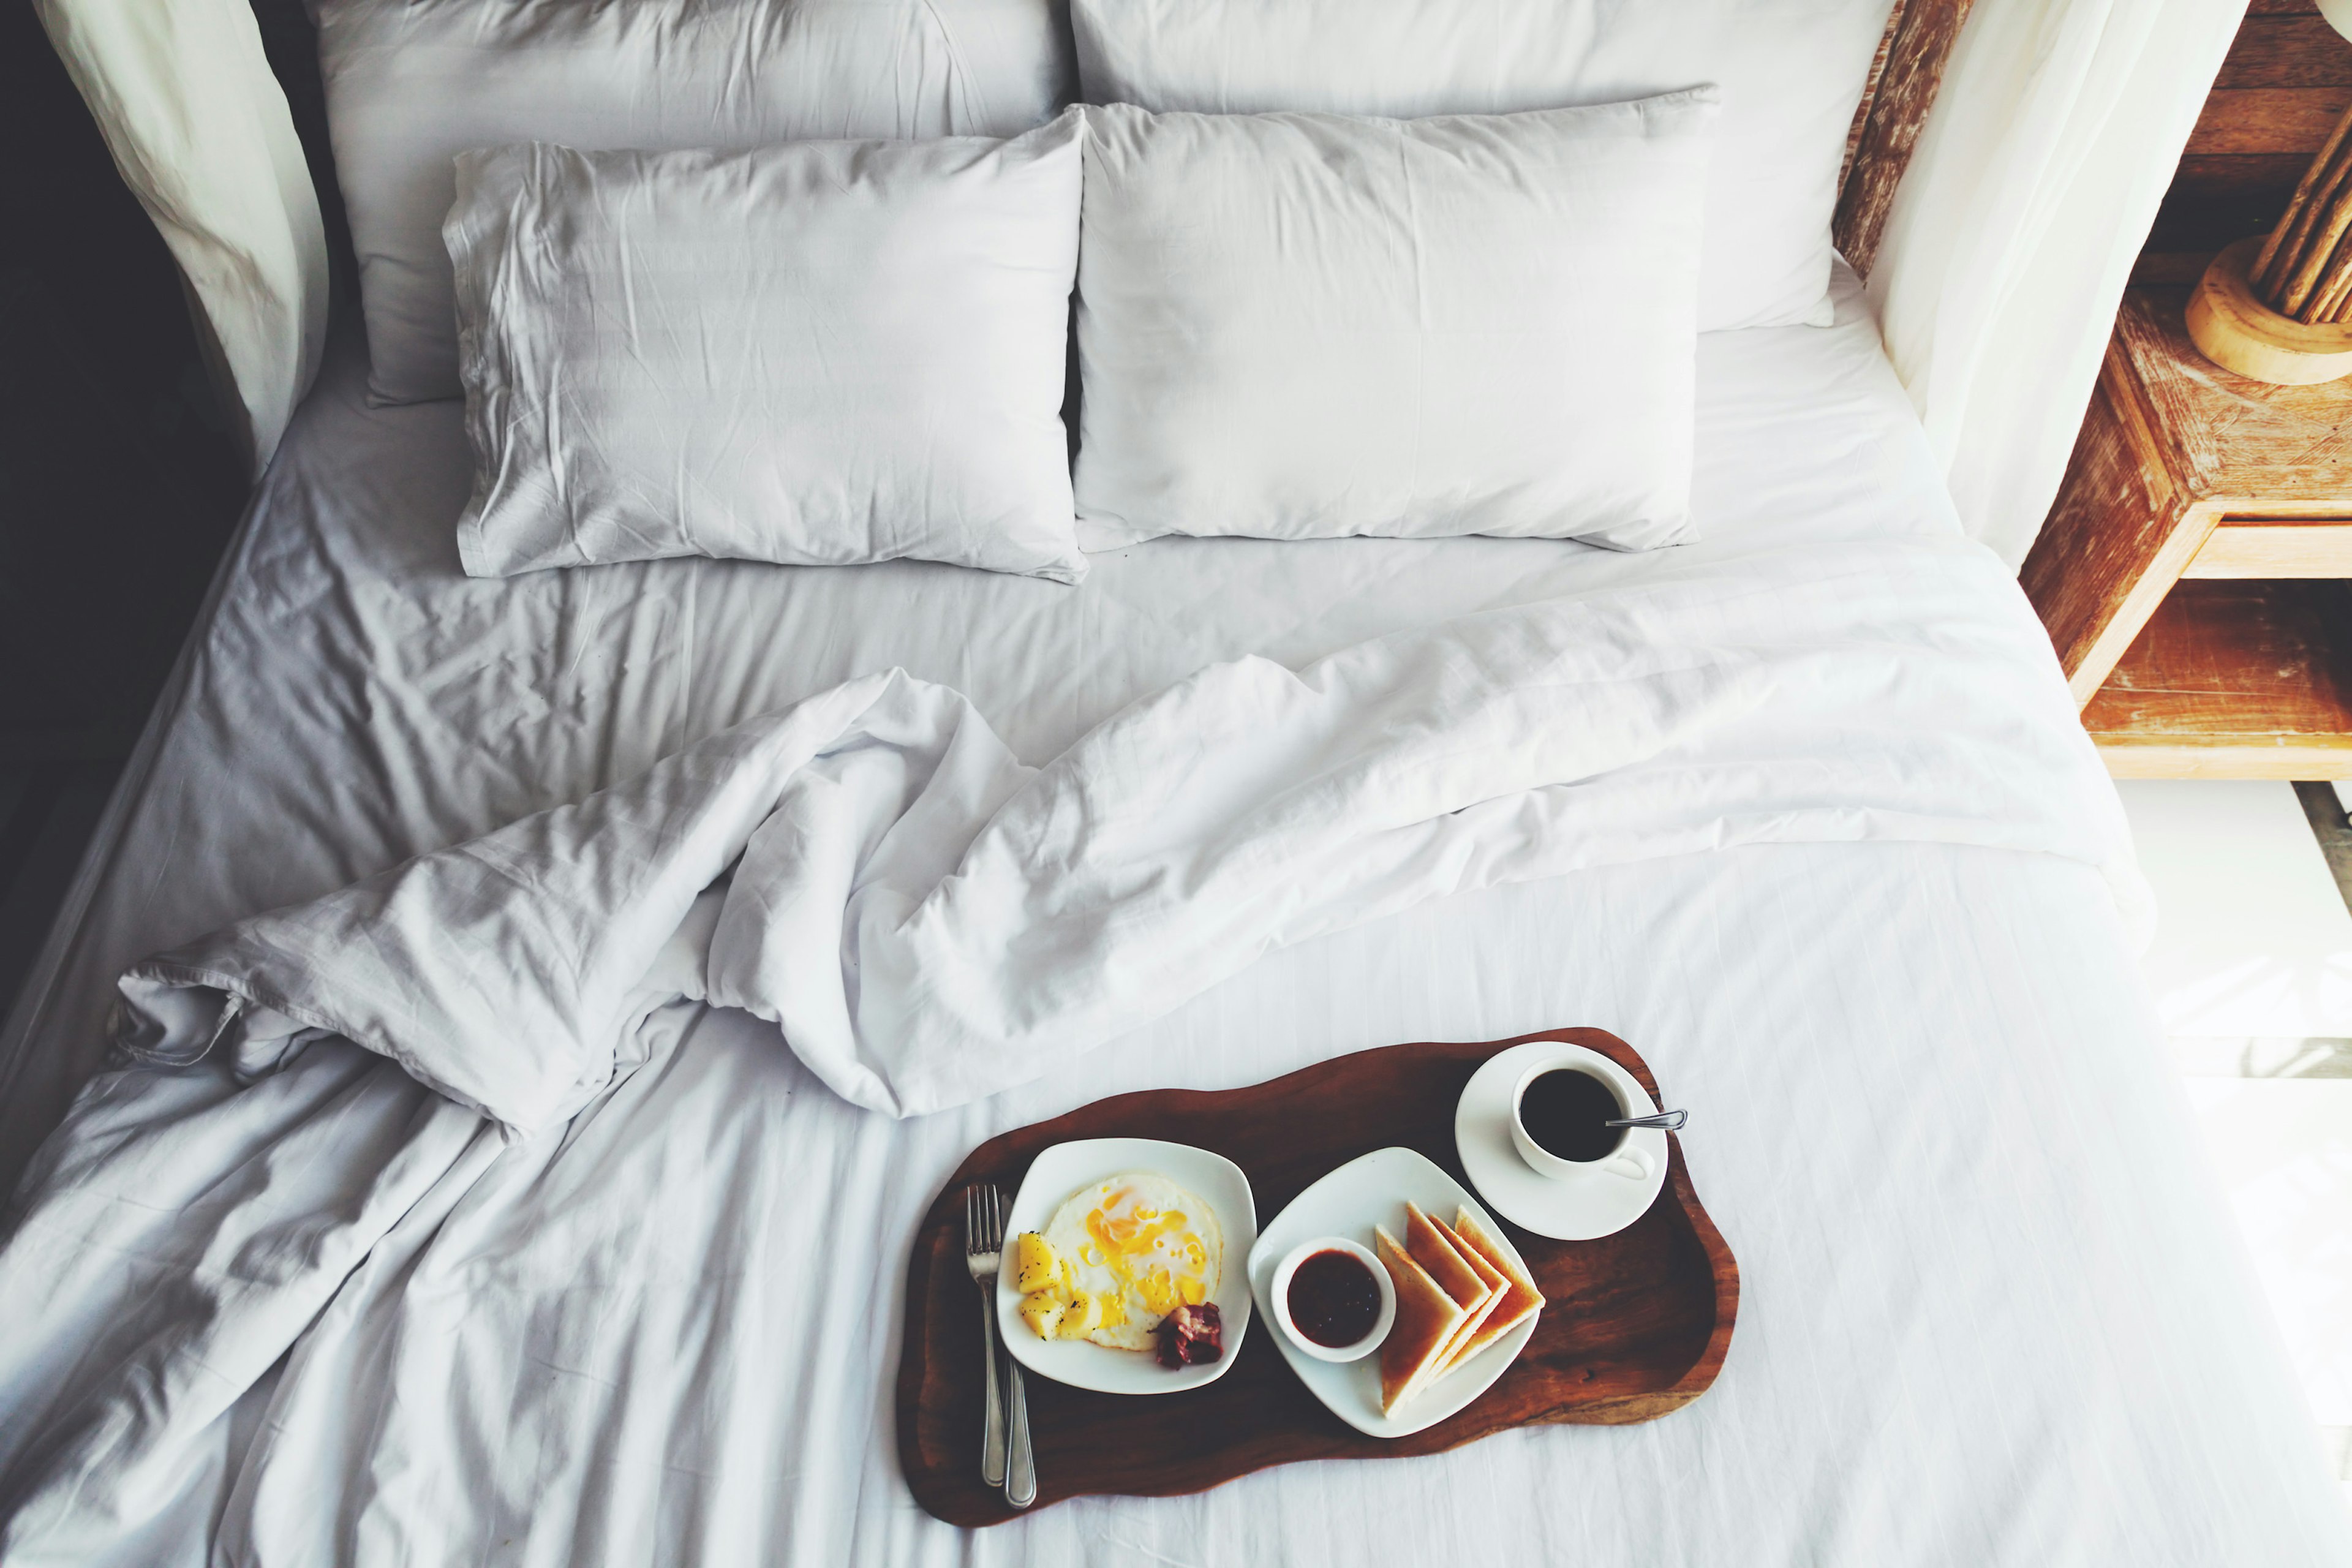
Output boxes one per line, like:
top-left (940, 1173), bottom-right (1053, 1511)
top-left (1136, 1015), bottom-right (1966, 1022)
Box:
top-left (2121, 782), bottom-right (2352, 1510)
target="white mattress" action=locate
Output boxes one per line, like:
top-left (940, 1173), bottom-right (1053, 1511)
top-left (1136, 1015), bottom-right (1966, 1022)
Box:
top-left (2, 267), bottom-right (2345, 1564)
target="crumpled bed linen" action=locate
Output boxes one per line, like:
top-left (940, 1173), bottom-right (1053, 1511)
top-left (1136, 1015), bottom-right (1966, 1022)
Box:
top-left (4, 269), bottom-right (2346, 1567)
top-left (110, 538), bottom-right (2136, 1133)
top-left (0, 535), bottom-right (2175, 1563)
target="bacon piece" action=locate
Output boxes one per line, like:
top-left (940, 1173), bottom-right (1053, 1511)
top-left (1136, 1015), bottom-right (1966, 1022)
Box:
top-left (1154, 1302), bottom-right (1223, 1368)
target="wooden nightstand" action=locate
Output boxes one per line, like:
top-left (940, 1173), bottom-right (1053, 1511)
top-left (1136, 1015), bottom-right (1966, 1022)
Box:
top-left (2022, 285), bottom-right (2352, 778)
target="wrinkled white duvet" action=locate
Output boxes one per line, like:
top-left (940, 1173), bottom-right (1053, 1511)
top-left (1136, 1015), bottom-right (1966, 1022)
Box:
top-left (107, 540), bottom-right (2133, 1135)
top-left (0, 536), bottom-right (2160, 1562)
top-left (6, 284), bottom-right (2347, 1565)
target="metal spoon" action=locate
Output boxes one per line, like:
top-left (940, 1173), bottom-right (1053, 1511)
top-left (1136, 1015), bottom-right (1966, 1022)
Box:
top-left (1607, 1108), bottom-right (1689, 1131)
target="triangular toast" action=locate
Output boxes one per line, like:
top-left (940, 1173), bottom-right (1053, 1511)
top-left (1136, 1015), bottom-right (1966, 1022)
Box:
top-left (1373, 1225), bottom-right (1471, 1414)
top-left (1431, 1216), bottom-right (1511, 1376)
top-left (1447, 1206), bottom-right (1546, 1364)
top-left (1403, 1202), bottom-right (1499, 1376)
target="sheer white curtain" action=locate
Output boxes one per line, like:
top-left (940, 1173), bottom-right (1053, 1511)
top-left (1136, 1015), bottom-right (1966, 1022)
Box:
top-left (35, 0), bottom-right (327, 478)
top-left (1869, 0), bottom-right (2248, 568)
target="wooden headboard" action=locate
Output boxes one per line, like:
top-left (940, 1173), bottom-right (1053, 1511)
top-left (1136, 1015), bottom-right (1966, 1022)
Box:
top-left (1837, 0), bottom-right (1978, 279)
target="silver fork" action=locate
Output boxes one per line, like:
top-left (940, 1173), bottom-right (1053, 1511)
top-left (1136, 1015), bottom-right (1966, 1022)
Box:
top-left (987, 1185), bottom-right (1038, 1509)
top-left (963, 1184), bottom-right (1007, 1488)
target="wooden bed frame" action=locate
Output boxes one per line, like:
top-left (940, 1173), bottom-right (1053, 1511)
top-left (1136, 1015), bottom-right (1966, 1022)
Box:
top-left (1839, 0), bottom-right (1977, 278)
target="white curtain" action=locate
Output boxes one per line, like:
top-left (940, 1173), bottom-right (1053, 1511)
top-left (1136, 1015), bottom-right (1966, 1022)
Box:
top-left (35, 0), bottom-right (328, 478)
top-left (1869, 0), bottom-right (2248, 568)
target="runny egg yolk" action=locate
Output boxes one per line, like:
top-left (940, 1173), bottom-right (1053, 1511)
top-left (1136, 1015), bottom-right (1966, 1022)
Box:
top-left (1077, 1185), bottom-right (1210, 1320)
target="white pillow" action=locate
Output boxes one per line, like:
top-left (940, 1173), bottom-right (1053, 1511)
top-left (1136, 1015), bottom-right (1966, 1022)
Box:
top-left (317, 0), bottom-right (1075, 405)
top-left (1068, 0), bottom-right (1890, 333)
top-left (448, 116), bottom-right (1086, 582)
top-left (1073, 97), bottom-right (1715, 551)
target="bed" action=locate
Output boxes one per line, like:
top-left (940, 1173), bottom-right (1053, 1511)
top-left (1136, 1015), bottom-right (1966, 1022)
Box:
top-left (0, 262), bottom-right (2340, 1563)
top-left (3, 0), bottom-right (2350, 1561)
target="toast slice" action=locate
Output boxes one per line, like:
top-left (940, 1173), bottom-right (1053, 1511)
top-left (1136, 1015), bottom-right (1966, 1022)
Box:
top-left (1431, 1216), bottom-right (1511, 1376)
top-left (1403, 1202), bottom-right (1500, 1376)
top-left (1447, 1206), bottom-right (1546, 1363)
top-left (1373, 1224), bottom-right (1471, 1415)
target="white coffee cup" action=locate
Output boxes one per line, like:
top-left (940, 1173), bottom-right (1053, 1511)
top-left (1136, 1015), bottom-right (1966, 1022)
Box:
top-left (1508, 1050), bottom-right (1657, 1186)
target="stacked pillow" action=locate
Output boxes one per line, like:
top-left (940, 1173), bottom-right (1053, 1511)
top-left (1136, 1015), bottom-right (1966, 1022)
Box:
top-left (1069, 0), bottom-right (1896, 333)
top-left (447, 120), bottom-right (1089, 580)
top-left (1073, 97), bottom-right (1717, 551)
top-left (317, 0), bottom-right (1075, 405)
top-left (315, 0), bottom-right (1895, 578)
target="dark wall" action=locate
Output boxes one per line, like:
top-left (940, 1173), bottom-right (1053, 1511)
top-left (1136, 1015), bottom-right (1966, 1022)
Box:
top-left (0, 2), bottom-right (252, 763)
top-left (0, 4), bottom-right (317, 1019)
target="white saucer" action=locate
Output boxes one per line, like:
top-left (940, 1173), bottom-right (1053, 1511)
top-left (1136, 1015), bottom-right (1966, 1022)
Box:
top-left (1455, 1041), bottom-right (1668, 1242)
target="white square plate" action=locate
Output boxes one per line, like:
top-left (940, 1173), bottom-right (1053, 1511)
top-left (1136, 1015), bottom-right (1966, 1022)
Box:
top-left (996, 1138), bottom-right (1257, 1395)
top-left (1248, 1146), bottom-right (1540, 1438)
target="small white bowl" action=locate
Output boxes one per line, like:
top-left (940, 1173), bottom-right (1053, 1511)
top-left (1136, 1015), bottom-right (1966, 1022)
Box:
top-left (1269, 1235), bottom-right (1395, 1363)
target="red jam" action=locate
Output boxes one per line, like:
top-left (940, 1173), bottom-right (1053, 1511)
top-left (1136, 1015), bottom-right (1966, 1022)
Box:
top-left (1287, 1248), bottom-right (1382, 1347)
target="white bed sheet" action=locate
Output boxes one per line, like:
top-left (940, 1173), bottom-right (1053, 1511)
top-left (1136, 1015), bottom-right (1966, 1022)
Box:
top-left (1, 266), bottom-right (2345, 1564)
top-left (0, 262), bottom-right (1961, 1150)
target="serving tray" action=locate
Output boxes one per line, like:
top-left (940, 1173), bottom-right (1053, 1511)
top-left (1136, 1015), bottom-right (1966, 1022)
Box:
top-left (894, 1027), bottom-right (1738, 1527)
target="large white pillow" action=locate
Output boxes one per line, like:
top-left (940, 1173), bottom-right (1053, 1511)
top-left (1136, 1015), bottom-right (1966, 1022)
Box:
top-left (447, 116), bottom-right (1086, 582)
top-left (1068, 0), bottom-right (1890, 333)
top-left (317, 0), bottom-right (1075, 405)
top-left (1074, 97), bottom-right (1716, 551)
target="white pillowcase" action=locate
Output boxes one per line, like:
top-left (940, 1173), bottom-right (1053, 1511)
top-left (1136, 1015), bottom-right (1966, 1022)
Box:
top-left (448, 116), bottom-right (1086, 582)
top-left (1068, 0), bottom-right (1890, 332)
top-left (1073, 97), bottom-right (1716, 551)
top-left (317, 0), bottom-right (1074, 405)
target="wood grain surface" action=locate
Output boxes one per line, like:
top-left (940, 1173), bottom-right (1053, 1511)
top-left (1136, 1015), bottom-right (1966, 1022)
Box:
top-left (2086, 579), bottom-right (2352, 777)
top-left (1839, 0), bottom-right (1907, 192)
top-left (2219, 13), bottom-right (2352, 88)
top-left (1834, 0), bottom-right (1976, 278)
top-left (2145, 0), bottom-right (2352, 264)
top-left (2111, 289), bottom-right (2352, 500)
top-left (2188, 237), bottom-right (2352, 379)
top-left (2189, 88), bottom-right (2352, 156)
top-left (2021, 327), bottom-right (2206, 703)
top-left (2024, 284), bottom-right (2352, 703)
top-left (894, 1028), bottom-right (1738, 1528)
top-left (2182, 518), bottom-right (2352, 576)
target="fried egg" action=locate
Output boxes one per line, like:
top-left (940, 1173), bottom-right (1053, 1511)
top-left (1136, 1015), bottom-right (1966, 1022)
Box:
top-left (1039, 1172), bottom-right (1222, 1351)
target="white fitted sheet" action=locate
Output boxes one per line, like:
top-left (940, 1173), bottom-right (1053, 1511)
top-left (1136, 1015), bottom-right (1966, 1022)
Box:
top-left (1, 267), bottom-right (2345, 1564)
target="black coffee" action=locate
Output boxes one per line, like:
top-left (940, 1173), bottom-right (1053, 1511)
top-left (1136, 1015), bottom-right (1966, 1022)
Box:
top-left (1519, 1068), bottom-right (1625, 1162)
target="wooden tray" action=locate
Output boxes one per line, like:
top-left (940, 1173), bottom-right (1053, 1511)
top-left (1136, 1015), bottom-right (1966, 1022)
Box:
top-left (895, 1027), bottom-right (1738, 1526)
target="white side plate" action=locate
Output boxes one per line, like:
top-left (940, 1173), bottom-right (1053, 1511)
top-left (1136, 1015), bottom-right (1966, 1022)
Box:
top-left (1247, 1147), bottom-right (1539, 1439)
top-left (997, 1137), bottom-right (1257, 1395)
